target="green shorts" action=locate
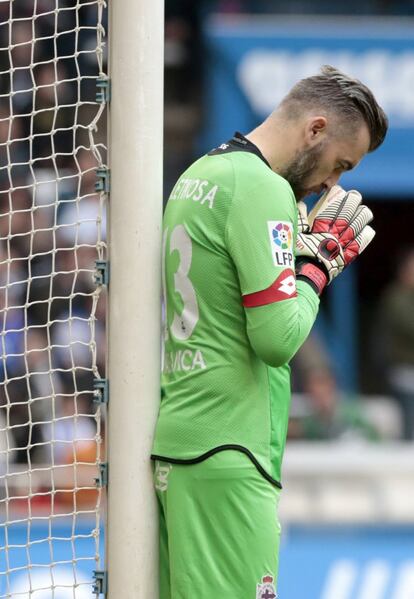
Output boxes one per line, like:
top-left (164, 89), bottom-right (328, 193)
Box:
top-left (153, 450), bottom-right (281, 598)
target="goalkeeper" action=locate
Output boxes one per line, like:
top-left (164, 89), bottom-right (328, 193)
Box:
top-left (152, 65), bottom-right (387, 598)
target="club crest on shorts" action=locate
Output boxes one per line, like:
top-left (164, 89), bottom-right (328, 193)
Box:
top-left (256, 574), bottom-right (277, 599)
top-left (154, 462), bottom-right (172, 492)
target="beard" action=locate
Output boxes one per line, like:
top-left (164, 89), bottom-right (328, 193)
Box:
top-left (279, 141), bottom-right (326, 200)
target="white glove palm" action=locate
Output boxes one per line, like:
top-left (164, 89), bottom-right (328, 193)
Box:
top-left (295, 185), bottom-right (375, 293)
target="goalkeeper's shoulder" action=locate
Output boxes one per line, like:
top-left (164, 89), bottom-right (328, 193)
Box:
top-left (229, 167), bottom-right (296, 225)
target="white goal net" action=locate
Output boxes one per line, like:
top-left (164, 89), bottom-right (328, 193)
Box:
top-left (0, 1), bottom-right (108, 597)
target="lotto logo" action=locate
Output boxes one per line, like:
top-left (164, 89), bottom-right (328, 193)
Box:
top-left (278, 274), bottom-right (296, 296)
top-left (242, 268), bottom-right (297, 307)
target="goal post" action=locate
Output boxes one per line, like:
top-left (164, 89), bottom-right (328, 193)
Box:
top-left (106, 0), bottom-right (164, 597)
top-left (0, 1), bottom-right (163, 596)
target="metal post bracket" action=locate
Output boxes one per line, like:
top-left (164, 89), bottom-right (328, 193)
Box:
top-left (95, 463), bottom-right (109, 488)
top-left (93, 378), bottom-right (109, 404)
top-left (94, 260), bottom-right (110, 286)
top-left (95, 167), bottom-right (110, 193)
top-left (96, 76), bottom-right (111, 103)
top-left (93, 570), bottom-right (108, 595)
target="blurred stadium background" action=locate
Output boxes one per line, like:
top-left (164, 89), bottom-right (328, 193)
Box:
top-left (1, 1), bottom-right (414, 598)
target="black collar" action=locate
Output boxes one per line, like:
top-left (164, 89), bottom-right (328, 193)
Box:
top-left (208, 131), bottom-right (272, 170)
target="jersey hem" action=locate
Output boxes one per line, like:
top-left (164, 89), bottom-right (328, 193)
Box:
top-left (151, 444), bottom-right (282, 489)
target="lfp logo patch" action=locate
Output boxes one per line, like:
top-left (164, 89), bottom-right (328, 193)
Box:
top-left (267, 221), bottom-right (294, 267)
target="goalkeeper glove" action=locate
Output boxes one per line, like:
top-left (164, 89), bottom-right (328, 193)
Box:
top-left (295, 185), bottom-right (375, 295)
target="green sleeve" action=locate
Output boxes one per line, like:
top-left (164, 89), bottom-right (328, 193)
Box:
top-left (225, 171), bottom-right (319, 367)
top-left (225, 172), bottom-right (296, 294)
top-left (245, 280), bottom-right (319, 367)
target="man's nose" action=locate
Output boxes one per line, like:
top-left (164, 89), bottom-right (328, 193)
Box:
top-left (323, 173), bottom-right (341, 190)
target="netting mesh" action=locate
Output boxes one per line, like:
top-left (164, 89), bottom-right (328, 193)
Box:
top-left (0, 1), bottom-right (107, 596)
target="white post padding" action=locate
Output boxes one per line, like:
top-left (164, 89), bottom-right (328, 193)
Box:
top-left (107, 1), bottom-right (164, 596)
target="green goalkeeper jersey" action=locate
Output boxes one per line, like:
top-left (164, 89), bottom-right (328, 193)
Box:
top-left (152, 133), bottom-right (319, 485)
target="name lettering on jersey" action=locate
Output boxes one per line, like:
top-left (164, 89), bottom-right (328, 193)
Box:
top-left (267, 221), bottom-right (294, 268)
top-left (163, 348), bottom-right (207, 374)
top-left (170, 178), bottom-right (218, 209)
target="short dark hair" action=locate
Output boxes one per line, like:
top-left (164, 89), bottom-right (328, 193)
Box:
top-left (281, 65), bottom-right (388, 152)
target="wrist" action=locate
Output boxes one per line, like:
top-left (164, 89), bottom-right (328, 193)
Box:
top-left (295, 259), bottom-right (328, 296)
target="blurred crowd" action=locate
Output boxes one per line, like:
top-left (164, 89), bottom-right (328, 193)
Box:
top-left (0, 1), bottom-right (107, 481)
top-left (285, 249), bottom-right (414, 442)
top-left (1, 0), bottom-right (414, 491)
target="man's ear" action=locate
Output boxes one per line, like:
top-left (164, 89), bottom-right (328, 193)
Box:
top-left (306, 116), bottom-right (327, 145)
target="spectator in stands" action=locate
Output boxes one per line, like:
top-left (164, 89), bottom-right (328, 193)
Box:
top-left (32, 62), bottom-right (75, 163)
top-left (9, 20), bottom-right (33, 114)
top-left (290, 332), bottom-right (331, 392)
top-left (0, 102), bottom-right (30, 176)
top-left (289, 368), bottom-right (380, 441)
top-left (0, 184), bottom-right (32, 259)
top-left (376, 247), bottom-right (414, 440)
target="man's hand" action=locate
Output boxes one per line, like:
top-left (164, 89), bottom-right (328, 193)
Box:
top-left (295, 186), bottom-right (375, 294)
